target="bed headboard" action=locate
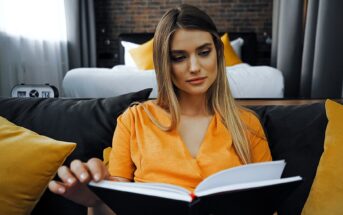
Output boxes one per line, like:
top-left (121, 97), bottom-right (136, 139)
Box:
top-left (118, 32), bottom-right (257, 66)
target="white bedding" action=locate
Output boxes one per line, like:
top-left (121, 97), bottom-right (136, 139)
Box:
top-left (62, 63), bottom-right (284, 98)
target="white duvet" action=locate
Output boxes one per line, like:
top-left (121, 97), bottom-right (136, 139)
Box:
top-left (62, 63), bottom-right (284, 98)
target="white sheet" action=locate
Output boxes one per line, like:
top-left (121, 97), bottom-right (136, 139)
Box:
top-left (62, 64), bottom-right (284, 98)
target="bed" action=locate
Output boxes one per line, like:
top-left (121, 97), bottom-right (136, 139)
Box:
top-left (62, 33), bottom-right (284, 98)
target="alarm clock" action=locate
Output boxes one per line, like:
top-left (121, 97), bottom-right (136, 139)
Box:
top-left (11, 84), bottom-right (59, 98)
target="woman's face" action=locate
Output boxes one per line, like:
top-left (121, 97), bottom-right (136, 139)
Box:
top-left (169, 29), bottom-right (218, 98)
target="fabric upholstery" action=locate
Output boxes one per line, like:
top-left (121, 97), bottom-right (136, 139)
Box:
top-left (0, 116), bottom-right (75, 215)
top-left (302, 100), bottom-right (343, 214)
top-left (248, 103), bottom-right (327, 215)
top-left (129, 38), bottom-right (154, 70)
top-left (0, 88), bottom-right (152, 215)
top-left (221, 33), bottom-right (243, 66)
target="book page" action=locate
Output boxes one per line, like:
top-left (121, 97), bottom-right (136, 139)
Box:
top-left (195, 176), bottom-right (302, 197)
top-left (195, 160), bottom-right (286, 193)
top-left (89, 181), bottom-right (193, 202)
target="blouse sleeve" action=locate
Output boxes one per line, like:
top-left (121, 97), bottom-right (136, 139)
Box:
top-left (245, 112), bottom-right (273, 162)
top-left (108, 109), bottom-right (135, 180)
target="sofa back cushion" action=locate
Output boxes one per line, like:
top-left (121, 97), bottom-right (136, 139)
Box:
top-left (0, 88), bottom-right (152, 215)
top-left (0, 93), bottom-right (327, 215)
top-left (249, 103), bottom-right (327, 215)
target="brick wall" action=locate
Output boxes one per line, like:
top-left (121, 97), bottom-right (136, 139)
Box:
top-left (95, 0), bottom-right (273, 68)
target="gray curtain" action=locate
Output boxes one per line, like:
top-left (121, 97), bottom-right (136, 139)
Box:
top-left (64, 0), bottom-right (97, 69)
top-left (272, 0), bottom-right (343, 98)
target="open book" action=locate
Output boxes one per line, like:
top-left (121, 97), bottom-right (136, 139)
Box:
top-left (89, 160), bottom-right (302, 215)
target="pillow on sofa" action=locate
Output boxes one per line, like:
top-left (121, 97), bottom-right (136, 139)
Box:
top-left (249, 102), bottom-right (327, 215)
top-left (0, 116), bottom-right (75, 215)
top-left (302, 100), bottom-right (343, 214)
top-left (0, 88), bottom-right (152, 215)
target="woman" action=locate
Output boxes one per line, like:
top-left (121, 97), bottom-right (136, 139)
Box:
top-left (48, 4), bottom-right (271, 214)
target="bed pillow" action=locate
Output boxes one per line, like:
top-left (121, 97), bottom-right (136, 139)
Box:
top-left (221, 33), bottom-right (243, 66)
top-left (301, 100), bottom-right (343, 215)
top-left (0, 116), bottom-right (76, 215)
top-left (230, 37), bottom-right (244, 59)
top-left (129, 38), bottom-right (154, 70)
top-left (121, 41), bottom-right (139, 67)
top-left (124, 34), bottom-right (243, 69)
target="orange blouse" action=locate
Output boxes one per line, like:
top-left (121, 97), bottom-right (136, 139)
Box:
top-left (108, 100), bottom-right (272, 191)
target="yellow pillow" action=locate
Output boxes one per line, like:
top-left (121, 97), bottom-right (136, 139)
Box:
top-left (103, 146), bottom-right (112, 168)
top-left (0, 116), bottom-right (76, 215)
top-left (129, 38), bottom-right (154, 70)
top-left (302, 100), bottom-right (343, 214)
top-left (221, 33), bottom-right (242, 66)
top-left (129, 33), bottom-right (242, 69)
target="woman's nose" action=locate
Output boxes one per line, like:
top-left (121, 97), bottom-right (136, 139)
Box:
top-left (189, 55), bottom-right (200, 73)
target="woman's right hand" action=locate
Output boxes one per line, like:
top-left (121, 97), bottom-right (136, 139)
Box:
top-left (48, 158), bottom-right (109, 207)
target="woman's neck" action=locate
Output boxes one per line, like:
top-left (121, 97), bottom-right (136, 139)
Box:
top-left (178, 94), bottom-right (210, 117)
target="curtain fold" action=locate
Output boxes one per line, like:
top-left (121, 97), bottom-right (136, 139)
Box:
top-left (272, 0), bottom-right (304, 97)
top-left (0, 0), bottom-right (97, 97)
top-left (300, 0), bottom-right (318, 97)
top-left (310, 0), bottom-right (343, 98)
top-left (0, 0), bottom-right (68, 97)
top-left (64, 0), bottom-right (97, 69)
top-left (272, 0), bottom-right (343, 98)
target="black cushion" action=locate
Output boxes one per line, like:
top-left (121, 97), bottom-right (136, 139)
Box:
top-left (248, 103), bottom-right (327, 215)
top-left (0, 88), bottom-right (152, 215)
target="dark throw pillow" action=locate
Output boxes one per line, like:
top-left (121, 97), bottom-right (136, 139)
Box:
top-left (0, 88), bottom-right (152, 215)
top-left (248, 103), bottom-right (327, 215)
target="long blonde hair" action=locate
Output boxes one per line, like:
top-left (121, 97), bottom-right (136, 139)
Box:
top-left (151, 4), bottom-right (252, 164)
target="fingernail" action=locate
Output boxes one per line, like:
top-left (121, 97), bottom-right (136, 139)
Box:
top-left (80, 173), bottom-right (88, 181)
top-left (94, 174), bottom-right (100, 181)
top-left (67, 178), bottom-right (75, 184)
top-left (58, 187), bottom-right (65, 194)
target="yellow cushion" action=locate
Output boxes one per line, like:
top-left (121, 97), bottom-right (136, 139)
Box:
top-left (302, 100), bottom-right (343, 214)
top-left (129, 38), bottom-right (154, 70)
top-left (103, 146), bottom-right (112, 168)
top-left (221, 33), bottom-right (242, 66)
top-left (0, 116), bottom-right (76, 215)
top-left (129, 33), bottom-right (242, 70)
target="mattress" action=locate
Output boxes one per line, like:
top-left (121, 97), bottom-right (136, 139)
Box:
top-left (62, 63), bottom-right (284, 98)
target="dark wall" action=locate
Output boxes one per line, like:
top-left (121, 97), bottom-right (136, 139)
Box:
top-left (94, 0), bottom-right (273, 68)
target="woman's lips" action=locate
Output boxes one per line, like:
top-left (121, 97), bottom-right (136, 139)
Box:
top-left (186, 77), bottom-right (207, 85)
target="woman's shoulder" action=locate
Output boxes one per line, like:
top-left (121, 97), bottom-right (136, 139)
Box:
top-left (120, 100), bottom-right (167, 119)
top-left (125, 100), bottom-right (157, 113)
top-left (118, 100), bottom-right (170, 128)
top-left (238, 108), bottom-right (263, 130)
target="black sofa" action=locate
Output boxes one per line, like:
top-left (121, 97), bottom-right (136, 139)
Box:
top-left (0, 89), bottom-right (327, 215)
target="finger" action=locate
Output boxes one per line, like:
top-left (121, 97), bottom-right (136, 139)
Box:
top-left (48, 180), bottom-right (67, 195)
top-left (70, 159), bottom-right (91, 183)
top-left (57, 165), bottom-right (77, 186)
top-left (87, 158), bottom-right (109, 182)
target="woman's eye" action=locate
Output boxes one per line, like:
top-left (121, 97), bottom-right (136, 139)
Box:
top-left (171, 55), bottom-right (186, 62)
top-left (199, 49), bottom-right (211, 57)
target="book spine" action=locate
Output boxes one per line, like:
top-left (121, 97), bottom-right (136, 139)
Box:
top-left (188, 198), bottom-right (201, 215)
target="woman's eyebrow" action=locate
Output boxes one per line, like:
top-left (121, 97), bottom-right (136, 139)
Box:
top-left (196, 43), bottom-right (212, 50)
top-left (170, 43), bottom-right (213, 53)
